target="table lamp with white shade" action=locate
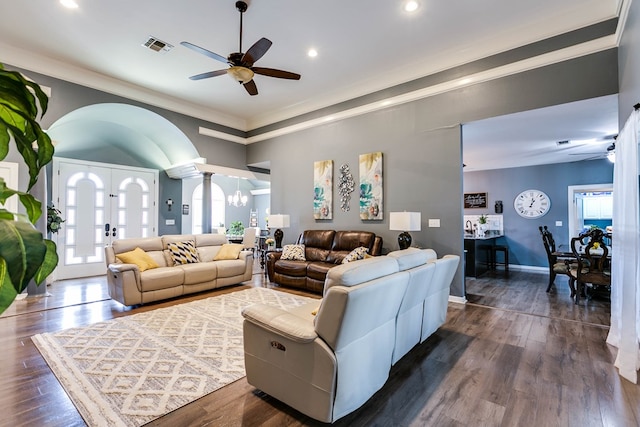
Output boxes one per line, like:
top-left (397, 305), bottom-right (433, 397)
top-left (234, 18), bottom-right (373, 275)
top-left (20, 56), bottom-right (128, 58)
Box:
top-left (269, 214), bottom-right (290, 248)
top-left (389, 212), bottom-right (421, 249)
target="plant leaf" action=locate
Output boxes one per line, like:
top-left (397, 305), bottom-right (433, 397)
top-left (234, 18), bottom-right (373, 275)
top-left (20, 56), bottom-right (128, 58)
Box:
top-left (0, 177), bottom-right (42, 223)
top-left (0, 66), bottom-right (53, 189)
top-left (33, 239), bottom-right (58, 285)
top-left (0, 218), bottom-right (46, 292)
top-left (0, 258), bottom-right (19, 315)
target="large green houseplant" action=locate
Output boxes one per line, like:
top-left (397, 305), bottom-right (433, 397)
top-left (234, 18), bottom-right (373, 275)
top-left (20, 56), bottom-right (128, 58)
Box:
top-left (0, 63), bottom-right (58, 314)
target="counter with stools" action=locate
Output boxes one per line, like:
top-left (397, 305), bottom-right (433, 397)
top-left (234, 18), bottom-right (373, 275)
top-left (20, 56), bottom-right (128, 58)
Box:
top-left (491, 244), bottom-right (509, 272)
top-left (464, 232), bottom-right (505, 277)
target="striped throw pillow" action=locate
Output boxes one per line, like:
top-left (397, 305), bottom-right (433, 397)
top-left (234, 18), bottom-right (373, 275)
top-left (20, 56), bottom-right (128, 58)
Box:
top-left (167, 240), bottom-right (200, 265)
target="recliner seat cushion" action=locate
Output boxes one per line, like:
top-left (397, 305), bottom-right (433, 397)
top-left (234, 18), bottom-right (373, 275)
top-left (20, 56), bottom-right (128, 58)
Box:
top-left (307, 262), bottom-right (334, 281)
top-left (275, 260), bottom-right (309, 276)
top-left (139, 267), bottom-right (184, 291)
top-left (216, 259), bottom-right (250, 277)
top-left (180, 262), bottom-right (217, 285)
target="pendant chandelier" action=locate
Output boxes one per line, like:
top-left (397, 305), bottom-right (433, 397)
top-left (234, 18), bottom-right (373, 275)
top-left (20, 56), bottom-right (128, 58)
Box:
top-left (228, 177), bottom-right (248, 207)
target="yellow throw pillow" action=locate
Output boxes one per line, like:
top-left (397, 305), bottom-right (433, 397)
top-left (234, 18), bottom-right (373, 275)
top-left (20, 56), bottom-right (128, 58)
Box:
top-left (213, 243), bottom-right (244, 260)
top-left (117, 247), bottom-right (159, 272)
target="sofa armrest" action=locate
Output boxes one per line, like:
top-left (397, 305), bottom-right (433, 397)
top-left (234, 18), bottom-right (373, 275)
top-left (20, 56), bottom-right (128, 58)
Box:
top-left (106, 263), bottom-right (142, 305)
top-left (108, 262), bottom-right (141, 283)
top-left (108, 262), bottom-right (138, 274)
top-left (266, 251), bottom-right (282, 281)
top-left (242, 303), bottom-right (318, 343)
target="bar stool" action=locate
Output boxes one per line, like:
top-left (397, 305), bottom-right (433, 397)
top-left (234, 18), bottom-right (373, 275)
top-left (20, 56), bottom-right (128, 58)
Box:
top-left (478, 244), bottom-right (494, 269)
top-left (492, 245), bottom-right (509, 272)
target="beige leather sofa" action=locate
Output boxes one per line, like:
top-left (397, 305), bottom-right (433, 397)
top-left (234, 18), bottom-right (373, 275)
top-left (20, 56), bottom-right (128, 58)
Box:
top-left (241, 248), bottom-right (460, 423)
top-left (105, 234), bottom-right (253, 306)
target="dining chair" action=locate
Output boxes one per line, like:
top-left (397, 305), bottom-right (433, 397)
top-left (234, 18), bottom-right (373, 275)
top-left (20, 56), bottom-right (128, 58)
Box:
top-left (539, 225), bottom-right (575, 294)
top-left (567, 228), bottom-right (611, 304)
top-left (242, 227), bottom-right (258, 253)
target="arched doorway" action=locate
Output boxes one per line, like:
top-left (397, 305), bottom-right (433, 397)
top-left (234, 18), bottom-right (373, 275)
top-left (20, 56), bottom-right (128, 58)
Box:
top-left (47, 103), bottom-right (201, 279)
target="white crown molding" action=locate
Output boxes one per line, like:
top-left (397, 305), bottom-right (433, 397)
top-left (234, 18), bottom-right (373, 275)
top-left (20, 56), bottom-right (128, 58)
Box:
top-left (245, 35), bottom-right (618, 144)
top-left (615, 0), bottom-right (633, 45)
top-left (198, 126), bottom-right (247, 145)
top-left (0, 42), bottom-right (247, 131)
top-left (250, 188), bottom-right (271, 195)
top-left (3, 8), bottom-right (624, 142)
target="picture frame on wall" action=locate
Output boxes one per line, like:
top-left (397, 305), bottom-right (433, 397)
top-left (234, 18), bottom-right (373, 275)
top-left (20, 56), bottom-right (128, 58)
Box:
top-left (313, 160), bottom-right (333, 219)
top-left (359, 151), bottom-right (383, 220)
top-left (464, 192), bottom-right (488, 209)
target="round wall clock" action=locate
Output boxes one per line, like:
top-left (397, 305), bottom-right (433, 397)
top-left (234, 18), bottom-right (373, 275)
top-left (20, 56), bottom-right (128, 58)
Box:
top-left (513, 189), bottom-right (551, 218)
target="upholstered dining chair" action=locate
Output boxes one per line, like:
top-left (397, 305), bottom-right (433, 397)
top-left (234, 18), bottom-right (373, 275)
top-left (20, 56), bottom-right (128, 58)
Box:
top-left (539, 225), bottom-right (575, 294)
top-left (567, 228), bottom-right (611, 304)
top-left (242, 227), bottom-right (258, 252)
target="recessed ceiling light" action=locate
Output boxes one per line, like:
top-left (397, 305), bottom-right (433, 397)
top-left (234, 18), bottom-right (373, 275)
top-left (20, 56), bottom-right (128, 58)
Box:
top-left (60, 0), bottom-right (79, 9)
top-left (308, 48), bottom-right (318, 58)
top-left (404, 1), bottom-right (419, 13)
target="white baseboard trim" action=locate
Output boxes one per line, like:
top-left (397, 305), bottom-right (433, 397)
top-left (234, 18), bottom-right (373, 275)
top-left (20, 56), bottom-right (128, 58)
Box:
top-left (506, 264), bottom-right (547, 273)
top-left (448, 295), bottom-right (468, 304)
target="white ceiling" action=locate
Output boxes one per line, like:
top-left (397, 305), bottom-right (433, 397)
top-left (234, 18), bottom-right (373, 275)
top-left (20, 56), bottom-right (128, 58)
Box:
top-left (0, 0), bottom-right (624, 170)
top-left (463, 94), bottom-right (619, 171)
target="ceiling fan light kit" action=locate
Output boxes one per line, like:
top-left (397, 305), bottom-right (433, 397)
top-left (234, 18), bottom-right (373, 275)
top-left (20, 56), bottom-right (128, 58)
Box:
top-left (228, 66), bottom-right (254, 84)
top-left (181, 0), bottom-right (301, 96)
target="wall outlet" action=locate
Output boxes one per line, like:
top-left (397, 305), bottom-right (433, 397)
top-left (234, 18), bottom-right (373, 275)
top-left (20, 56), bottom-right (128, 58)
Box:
top-left (165, 219), bottom-right (175, 225)
top-left (428, 219), bottom-right (441, 227)
top-left (555, 221), bottom-right (562, 226)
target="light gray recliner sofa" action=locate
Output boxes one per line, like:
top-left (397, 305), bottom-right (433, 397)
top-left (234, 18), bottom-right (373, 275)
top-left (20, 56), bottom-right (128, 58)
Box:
top-left (105, 233), bottom-right (253, 306)
top-left (241, 249), bottom-right (460, 423)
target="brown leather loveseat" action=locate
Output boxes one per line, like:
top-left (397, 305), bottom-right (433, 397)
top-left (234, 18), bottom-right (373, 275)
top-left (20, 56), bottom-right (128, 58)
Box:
top-left (266, 230), bottom-right (383, 293)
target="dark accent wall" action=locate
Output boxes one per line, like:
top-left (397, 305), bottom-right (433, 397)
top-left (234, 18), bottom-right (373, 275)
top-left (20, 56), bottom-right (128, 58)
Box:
top-left (618, 0), bottom-right (640, 123)
top-left (248, 50), bottom-right (618, 298)
top-left (464, 159), bottom-right (614, 267)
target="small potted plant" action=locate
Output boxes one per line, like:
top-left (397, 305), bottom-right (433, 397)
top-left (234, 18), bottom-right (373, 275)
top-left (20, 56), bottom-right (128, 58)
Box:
top-left (47, 205), bottom-right (65, 234)
top-left (229, 220), bottom-right (244, 236)
top-left (478, 214), bottom-right (488, 236)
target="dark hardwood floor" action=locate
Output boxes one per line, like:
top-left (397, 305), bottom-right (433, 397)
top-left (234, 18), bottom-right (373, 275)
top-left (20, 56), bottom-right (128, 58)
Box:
top-left (1, 262), bottom-right (638, 426)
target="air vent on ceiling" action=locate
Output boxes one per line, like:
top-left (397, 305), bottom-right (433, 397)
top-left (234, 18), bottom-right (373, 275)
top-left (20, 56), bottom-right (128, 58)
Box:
top-left (142, 36), bottom-right (173, 53)
top-left (556, 140), bottom-right (571, 146)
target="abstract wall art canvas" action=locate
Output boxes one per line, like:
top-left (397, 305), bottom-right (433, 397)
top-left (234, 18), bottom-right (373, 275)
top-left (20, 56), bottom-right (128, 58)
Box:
top-left (359, 152), bottom-right (383, 220)
top-left (313, 160), bottom-right (333, 219)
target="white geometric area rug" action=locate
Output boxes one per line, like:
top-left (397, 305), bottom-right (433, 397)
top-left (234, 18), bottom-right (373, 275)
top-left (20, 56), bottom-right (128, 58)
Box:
top-left (32, 287), bottom-right (317, 427)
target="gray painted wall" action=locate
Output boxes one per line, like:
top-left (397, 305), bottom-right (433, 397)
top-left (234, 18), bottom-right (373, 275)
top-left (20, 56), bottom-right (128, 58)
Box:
top-left (3, 29), bottom-right (626, 298)
top-left (5, 65), bottom-right (258, 235)
top-left (248, 50), bottom-right (618, 298)
top-left (618, 0), bottom-right (640, 124)
top-left (464, 159), bottom-right (614, 267)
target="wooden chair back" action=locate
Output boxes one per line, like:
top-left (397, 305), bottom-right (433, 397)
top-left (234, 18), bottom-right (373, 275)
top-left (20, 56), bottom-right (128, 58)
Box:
top-left (576, 228), bottom-right (610, 286)
top-left (539, 225), bottom-right (557, 263)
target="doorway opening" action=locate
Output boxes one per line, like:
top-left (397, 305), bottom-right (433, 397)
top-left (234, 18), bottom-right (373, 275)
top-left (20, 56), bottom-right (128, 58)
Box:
top-left (567, 183), bottom-right (613, 242)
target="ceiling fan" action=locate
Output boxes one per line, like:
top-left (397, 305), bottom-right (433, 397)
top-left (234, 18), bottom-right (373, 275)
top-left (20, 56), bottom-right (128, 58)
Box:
top-left (567, 134), bottom-right (617, 162)
top-left (180, 1), bottom-right (301, 96)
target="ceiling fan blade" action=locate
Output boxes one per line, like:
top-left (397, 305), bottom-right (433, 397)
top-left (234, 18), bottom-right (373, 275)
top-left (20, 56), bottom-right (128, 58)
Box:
top-left (252, 67), bottom-right (301, 80)
top-left (243, 79), bottom-right (258, 96)
top-left (242, 38), bottom-right (272, 66)
top-left (180, 41), bottom-right (228, 64)
top-left (189, 69), bottom-right (228, 80)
